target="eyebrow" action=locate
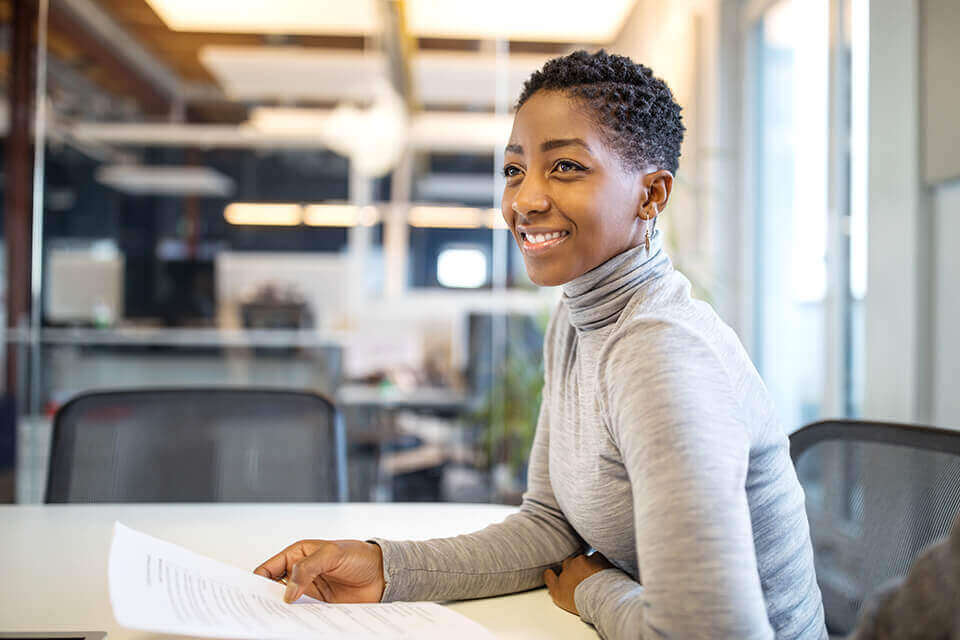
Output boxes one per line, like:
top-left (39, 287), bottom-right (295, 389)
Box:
top-left (504, 138), bottom-right (592, 155)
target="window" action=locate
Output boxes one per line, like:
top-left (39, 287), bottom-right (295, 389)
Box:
top-left (745, 0), bottom-right (864, 431)
top-left (436, 246), bottom-right (489, 289)
top-left (750, 0), bottom-right (831, 430)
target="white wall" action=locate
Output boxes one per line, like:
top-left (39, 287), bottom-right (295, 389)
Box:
top-left (863, 0), bottom-right (960, 429)
top-left (933, 181), bottom-right (960, 427)
top-left (922, 0), bottom-right (960, 185)
top-left (863, 0), bottom-right (925, 423)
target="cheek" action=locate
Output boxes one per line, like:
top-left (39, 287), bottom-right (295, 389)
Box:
top-left (580, 185), bottom-right (637, 239)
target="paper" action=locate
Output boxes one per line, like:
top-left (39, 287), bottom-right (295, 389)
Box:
top-left (108, 522), bottom-right (496, 640)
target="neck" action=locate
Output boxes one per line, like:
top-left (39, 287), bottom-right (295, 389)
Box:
top-left (561, 230), bottom-right (671, 332)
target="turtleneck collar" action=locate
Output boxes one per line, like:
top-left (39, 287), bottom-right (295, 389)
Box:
top-left (561, 229), bottom-right (672, 332)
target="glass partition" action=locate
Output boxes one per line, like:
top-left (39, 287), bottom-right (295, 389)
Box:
top-left (12, 0), bottom-right (576, 503)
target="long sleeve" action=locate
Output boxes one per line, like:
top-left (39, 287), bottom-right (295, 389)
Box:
top-left (373, 391), bottom-right (583, 602)
top-left (372, 307), bottom-right (583, 603)
top-left (577, 319), bottom-right (777, 640)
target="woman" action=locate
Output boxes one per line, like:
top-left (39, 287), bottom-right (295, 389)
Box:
top-left (255, 50), bottom-right (827, 640)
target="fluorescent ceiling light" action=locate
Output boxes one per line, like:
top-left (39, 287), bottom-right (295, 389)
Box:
top-left (147, 0), bottom-right (636, 42)
top-left (408, 206), bottom-right (483, 229)
top-left (408, 0), bottom-right (635, 42)
top-left (145, 0), bottom-right (378, 36)
top-left (200, 47), bottom-right (386, 102)
top-left (246, 107), bottom-right (333, 134)
top-left (407, 206), bottom-right (507, 229)
top-left (304, 204), bottom-right (379, 227)
top-left (200, 46), bottom-right (548, 107)
top-left (415, 52), bottom-right (549, 107)
top-left (95, 165), bottom-right (234, 197)
top-left (223, 203), bottom-right (379, 226)
top-left (484, 209), bottom-right (509, 230)
top-left (69, 111), bottom-right (512, 153)
top-left (224, 203), bottom-right (302, 226)
top-left (409, 112), bottom-right (513, 152)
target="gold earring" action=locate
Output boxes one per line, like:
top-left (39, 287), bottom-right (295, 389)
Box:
top-left (644, 228), bottom-right (651, 252)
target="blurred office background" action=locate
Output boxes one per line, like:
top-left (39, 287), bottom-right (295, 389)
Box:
top-left (0, 0), bottom-right (957, 505)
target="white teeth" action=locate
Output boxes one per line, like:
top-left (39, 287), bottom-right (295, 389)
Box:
top-left (525, 231), bottom-right (566, 244)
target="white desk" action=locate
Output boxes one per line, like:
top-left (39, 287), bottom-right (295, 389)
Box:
top-left (0, 503), bottom-right (598, 640)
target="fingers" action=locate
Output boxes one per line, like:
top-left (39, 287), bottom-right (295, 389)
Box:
top-left (284, 543), bottom-right (343, 603)
top-left (255, 540), bottom-right (313, 584)
top-left (255, 546), bottom-right (301, 581)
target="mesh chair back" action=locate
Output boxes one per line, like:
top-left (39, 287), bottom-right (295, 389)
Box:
top-left (46, 388), bottom-right (347, 503)
top-left (790, 420), bottom-right (960, 635)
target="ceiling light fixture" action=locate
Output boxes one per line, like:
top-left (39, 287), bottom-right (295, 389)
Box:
top-left (96, 165), bottom-right (234, 197)
top-left (408, 206), bottom-right (488, 229)
top-left (145, 0), bottom-right (378, 36)
top-left (484, 208), bottom-right (509, 230)
top-left (146, 0), bottom-right (636, 42)
top-left (303, 204), bottom-right (379, 227)
top-left (224, 203), bottom-right (303, 226)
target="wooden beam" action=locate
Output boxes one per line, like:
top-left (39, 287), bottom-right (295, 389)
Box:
top-left (48, 1), bottom-right (170, 115)
top-left (2, 0), bottom-right (37, 501)
top-left (4, 0), bottom-right (36, 393)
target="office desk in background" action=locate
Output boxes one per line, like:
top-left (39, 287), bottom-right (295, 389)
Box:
top-left (0, 503), bottom-right (599, 640)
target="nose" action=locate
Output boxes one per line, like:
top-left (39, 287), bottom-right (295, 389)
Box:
top-left (511, 176), bottom-right (550, 218)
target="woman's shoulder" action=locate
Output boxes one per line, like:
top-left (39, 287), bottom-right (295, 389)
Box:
top-left (596, 287), bottom-right (749, 411)
top-left (602, 295), bottom-right (728, 368)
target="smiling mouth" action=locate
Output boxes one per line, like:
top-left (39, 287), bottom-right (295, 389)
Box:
top-left (519, 230), bottom-right (570, 255)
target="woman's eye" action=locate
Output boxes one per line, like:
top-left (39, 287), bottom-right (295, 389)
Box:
top-left (554, 160), bottom-right (584, 173)
top-left (502, 165), bottom-right (522, 178)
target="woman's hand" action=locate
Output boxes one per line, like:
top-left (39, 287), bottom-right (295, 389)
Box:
top-left (543, 552), bottom-right (614, 615)
top-left (254, 539), bottom-right (386, 604)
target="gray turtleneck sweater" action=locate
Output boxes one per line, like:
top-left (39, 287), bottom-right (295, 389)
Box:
top-left (373, 233), bottom-right (827, 640)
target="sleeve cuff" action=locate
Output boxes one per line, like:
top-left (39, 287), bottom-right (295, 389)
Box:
top-left (574, 568), bottom-right (640, 625)
top-left (368, 537), bottom-right (417, 603)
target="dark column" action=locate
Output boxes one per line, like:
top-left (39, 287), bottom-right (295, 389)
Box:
top-left (2, 0), bottom-right (39, 501)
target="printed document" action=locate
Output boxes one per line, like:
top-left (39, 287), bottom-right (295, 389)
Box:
top-left (109, 522), bottom-right (496, 639)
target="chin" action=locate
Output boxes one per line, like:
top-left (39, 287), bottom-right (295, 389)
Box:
top-left (526, 267), bottom-right (572, 287)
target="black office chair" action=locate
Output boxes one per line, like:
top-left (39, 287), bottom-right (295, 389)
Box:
top-left (46, 388), bottom-right (348, 503)
top-left (790, 419), bottom-right (960, 635)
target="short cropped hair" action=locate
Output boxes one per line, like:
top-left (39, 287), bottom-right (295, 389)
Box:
top-left (517, 49), bottom-right (685, 174)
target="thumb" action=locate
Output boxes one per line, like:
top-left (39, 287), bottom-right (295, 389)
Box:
top-left (285, 543), bottom-right (343, 603)
top-left (543, 567), bottom-right (558, 591)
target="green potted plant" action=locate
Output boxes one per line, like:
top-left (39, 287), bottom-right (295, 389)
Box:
top-left (468, 312), bottom-right (548, 500)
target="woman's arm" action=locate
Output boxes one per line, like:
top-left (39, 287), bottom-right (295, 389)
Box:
top-left (373, 389), bottom-right (584, 602)
top-left (575, 319), bottom-right (775, 640)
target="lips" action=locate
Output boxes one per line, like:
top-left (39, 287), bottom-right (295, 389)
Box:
top-left (518, 229), bottom-right (570, 256)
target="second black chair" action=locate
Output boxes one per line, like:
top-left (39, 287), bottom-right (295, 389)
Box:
top-left (790, 419), bottom-right (960, 635)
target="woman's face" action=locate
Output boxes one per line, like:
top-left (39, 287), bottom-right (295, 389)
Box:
top-left (501, 90), bottom-right (647, 287)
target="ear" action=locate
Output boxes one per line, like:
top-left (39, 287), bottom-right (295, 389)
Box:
top-left (638, 170), bottom-right (674, 219)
